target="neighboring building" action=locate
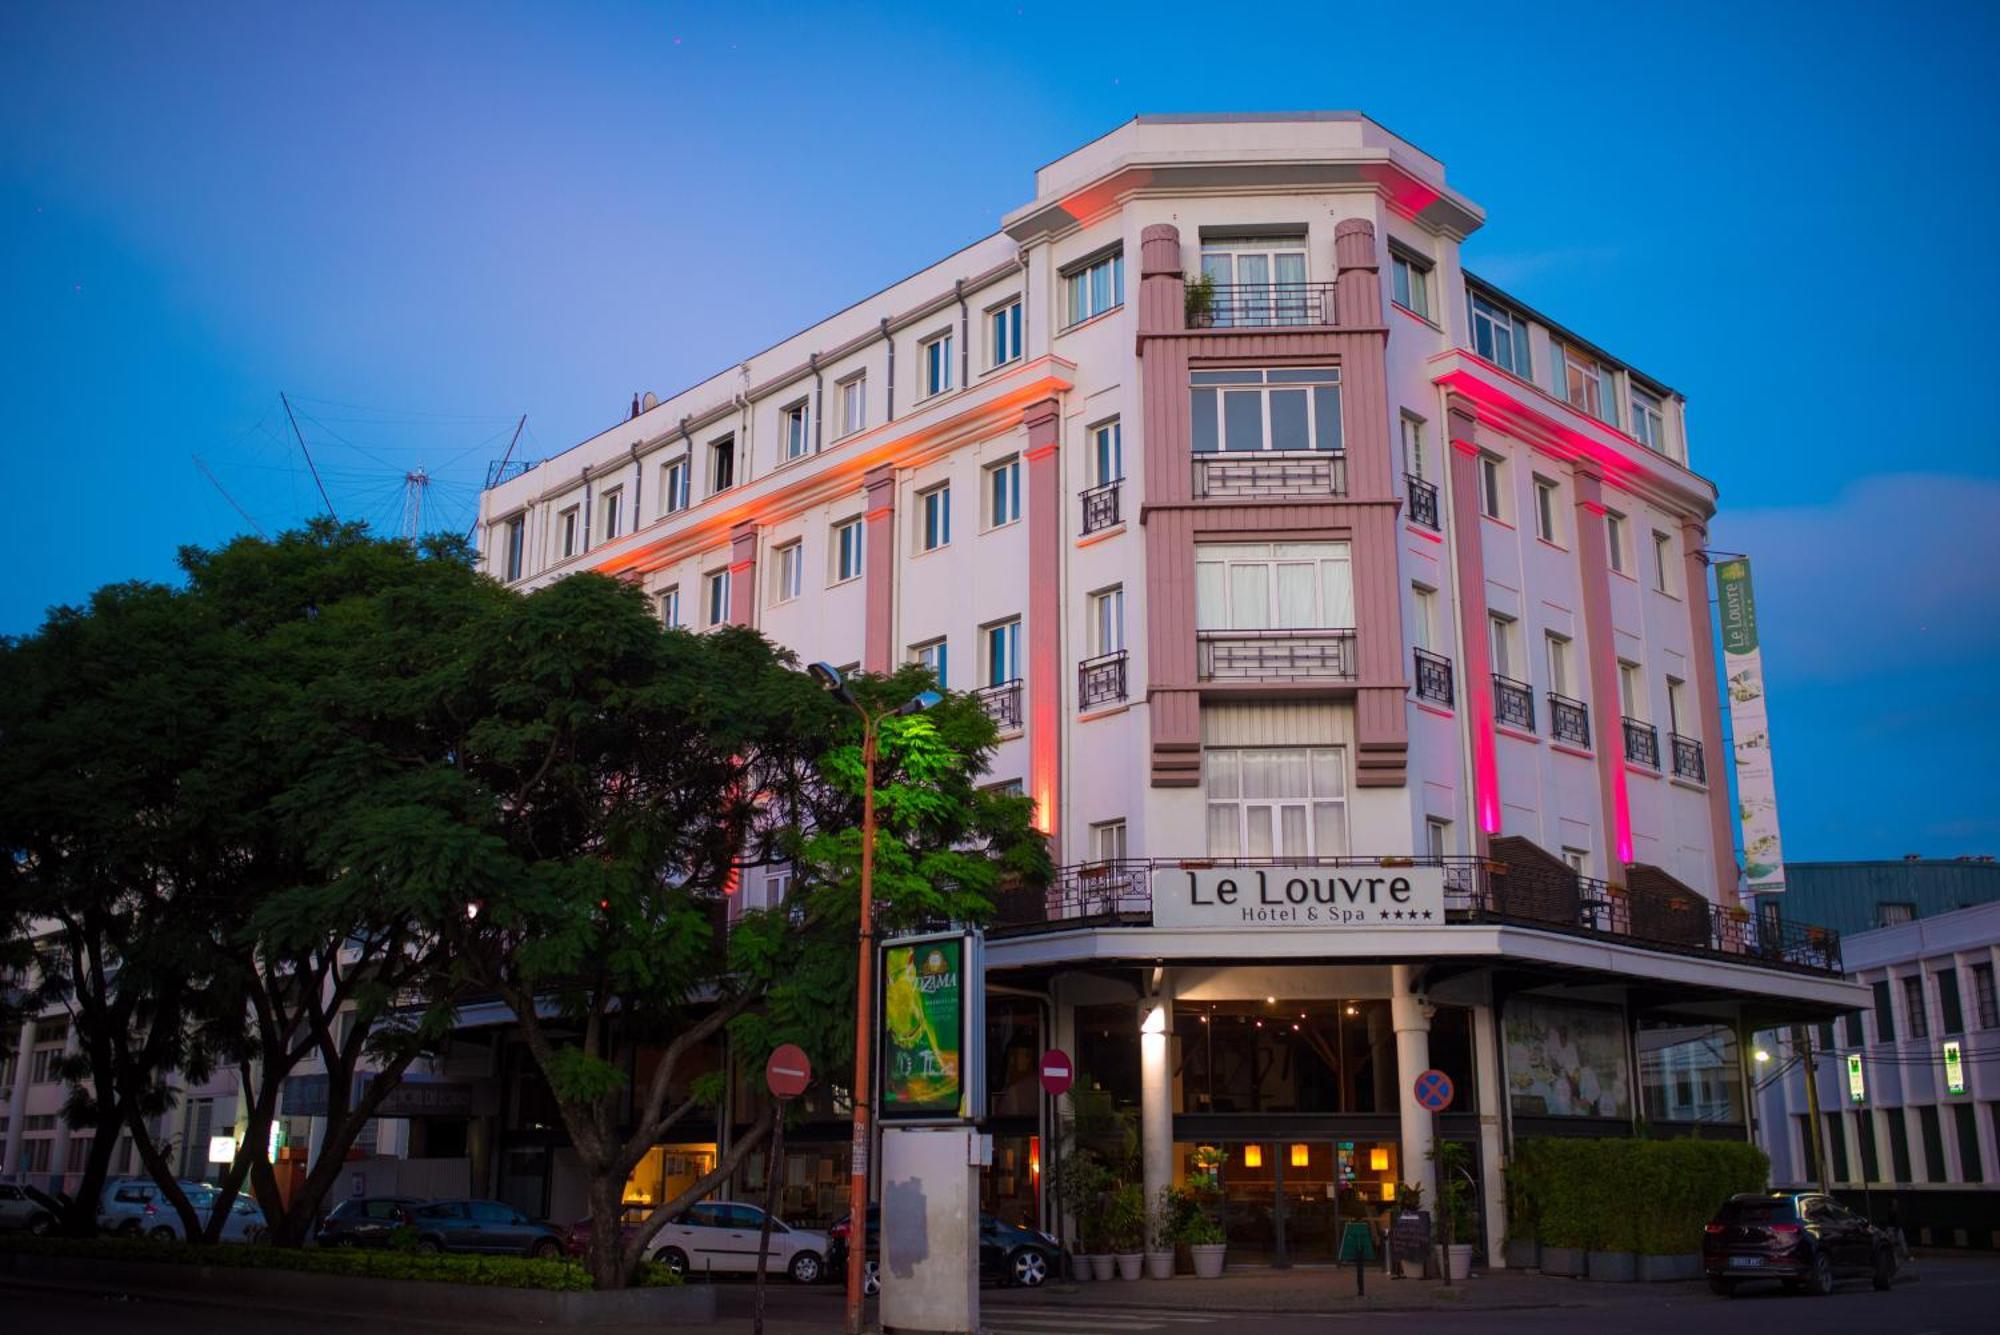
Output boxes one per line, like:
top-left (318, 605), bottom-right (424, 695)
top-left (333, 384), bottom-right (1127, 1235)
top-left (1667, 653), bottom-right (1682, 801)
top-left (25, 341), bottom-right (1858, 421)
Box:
top-left (446, 111), bottom-right (1861, 1264)
top-left (1754, 860), bottom-right (2000, 1248)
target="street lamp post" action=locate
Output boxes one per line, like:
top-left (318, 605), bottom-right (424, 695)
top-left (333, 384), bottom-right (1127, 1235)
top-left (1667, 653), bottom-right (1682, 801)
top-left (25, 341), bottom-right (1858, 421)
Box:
top-left (807, 663), bottom-right (939, 1335)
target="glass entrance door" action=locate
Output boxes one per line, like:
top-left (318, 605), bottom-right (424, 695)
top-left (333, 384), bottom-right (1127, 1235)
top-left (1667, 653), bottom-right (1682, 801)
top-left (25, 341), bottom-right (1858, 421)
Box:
top-left (1178, 1138), bottom-right (1401, 1267)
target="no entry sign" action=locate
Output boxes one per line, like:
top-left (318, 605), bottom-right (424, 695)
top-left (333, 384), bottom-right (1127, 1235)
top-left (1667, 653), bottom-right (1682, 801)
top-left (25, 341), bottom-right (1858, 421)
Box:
top-left (1413, 1068), bottom-right (1454, 1112)
top-left (766, 1044), bottom-right (812, 1100)
top-left (1039, 1048), bottom-right (1074, 1098)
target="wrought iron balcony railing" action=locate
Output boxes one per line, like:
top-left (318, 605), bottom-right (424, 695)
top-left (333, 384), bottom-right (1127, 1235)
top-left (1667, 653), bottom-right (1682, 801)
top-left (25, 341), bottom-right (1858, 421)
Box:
top-left (1192, 450), bottom-right (1346, 500)
top-left (1413, 647), bottom-right (1454, 707)
top-left (1624, 717), bottom-right (1661, 769)
top-left (1406, 474), bottom-right (1440, 530)
top-left (1671, 733), bottom-right (1706, 783)
top-left (984, 855), bottom-right (1845, 976)
top-left (1078, 650), bottom-right (1128, 710)
top-left (1493, 674), bottom-right (1535, 732)
top-left (1186, 281), bottom-right (1337, 329)
top-left (975, 679), bottom-right (1023, 732)
top-left (1549, 692), bottom-right (1591, 748)
top-left (1080, 479), bottom-right (1122, 534)
top-left (1198, 629), bottom-right (1356, 682)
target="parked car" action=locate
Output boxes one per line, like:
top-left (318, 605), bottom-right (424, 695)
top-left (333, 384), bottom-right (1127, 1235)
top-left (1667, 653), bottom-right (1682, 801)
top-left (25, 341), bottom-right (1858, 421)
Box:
top-left (1703, 1191), bottom-right (1896, 1297)
top-left (564, 1202), bottom-right (654, 1259)
top-left (407, 1199), bottom-right (567, 1259)
top-left (827, 1207), bottom-right (1061, 1293)
top-left (96, 1177), bottom-right (211, 1238)
top-left (647, 1201), bottom-right (828, 1284)
top-left (0, 1183), bottom-right (61, 1234)
top-left (315, 1195), bottom-right (427, 1249)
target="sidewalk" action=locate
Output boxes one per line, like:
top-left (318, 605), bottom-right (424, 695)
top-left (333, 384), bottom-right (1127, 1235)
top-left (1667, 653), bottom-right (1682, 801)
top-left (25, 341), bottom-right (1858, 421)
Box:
top-left (986, 1264), bottom-right (1684, 1314)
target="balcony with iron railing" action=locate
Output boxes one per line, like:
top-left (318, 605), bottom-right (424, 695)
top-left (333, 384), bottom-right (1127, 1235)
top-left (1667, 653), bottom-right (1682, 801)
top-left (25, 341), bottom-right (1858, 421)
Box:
top-left (1192, 450), bottom-right (1346, 501)
top-left (1493, 675), bottom-right (1535, 732)
top-left (1406, 474), bottom-right (1439, 530)
top-left (1671, 733), bottom-right (1706, 783)
top-left (1080, 479), bottom-right (1122, 534)
top-left (983, 855), bottom-right (1845, 976)
top-left (1624, 717), bottom-right (1661, 769)
top-left (1413, 647), bottom-right (1454, 708)
top-left (1548, 693), bottom-right (1591, 748)
top-left (1078, 650), bottom-right (1128, 709)
top-left (975, 679), bottom-right (1023, 732)
top-left (1186, 281), bottom-right (1338, 330)
top-left (1198, 628), bottom-right (1356, 683)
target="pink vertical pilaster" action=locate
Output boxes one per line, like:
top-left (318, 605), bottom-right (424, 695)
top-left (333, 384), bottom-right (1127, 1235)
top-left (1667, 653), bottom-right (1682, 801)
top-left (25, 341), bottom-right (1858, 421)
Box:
top-left (728, 521), bottom-right (758, 627)
top-left (1446, 397), bottom-right (1498, 853)
top-left (1138, 224), bottom-right (1202, 786)
top-left (1138, 222), bottom-right (1187, 343)
top-left (1571, 469), bottom-right (1633, 870)
top-left (1333, 217), bottom-right (1382, 328)
top-left (863, 464), bottom-right (897, 673)
top-left (1681, 518), bottom-right (1740, 907)
top-left (1024, 397), bottom-right (1063, 854)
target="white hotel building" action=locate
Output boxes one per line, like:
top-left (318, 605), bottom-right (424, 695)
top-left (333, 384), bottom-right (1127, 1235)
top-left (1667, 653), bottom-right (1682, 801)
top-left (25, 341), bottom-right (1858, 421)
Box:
top-left (475, 114), bottom-right (1861, 1262)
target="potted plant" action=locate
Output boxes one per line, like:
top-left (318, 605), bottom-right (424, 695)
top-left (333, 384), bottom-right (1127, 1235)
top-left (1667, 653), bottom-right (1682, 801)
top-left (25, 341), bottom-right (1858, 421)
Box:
top-left (1391, 1181), bottom-right (1429, 1279)
top-left (1145, 1187), bottom-right (1180, 1279)
top-left (1432, 1141), bottom-right (1477, 1282)
top-left (1184, 272), bottom-right (1216, 327)
top-left (1106, 1182), bottom-right (1146, 1280)
top-left (1180, 1203), bottom-right (1227, 1278)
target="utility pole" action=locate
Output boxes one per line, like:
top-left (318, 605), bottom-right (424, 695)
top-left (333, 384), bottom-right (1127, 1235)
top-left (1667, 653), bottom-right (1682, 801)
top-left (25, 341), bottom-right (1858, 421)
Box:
top-left (401, 466), bottom-right (431, 540)
top-left (1795, 1025), bottom-right (1831, 1190)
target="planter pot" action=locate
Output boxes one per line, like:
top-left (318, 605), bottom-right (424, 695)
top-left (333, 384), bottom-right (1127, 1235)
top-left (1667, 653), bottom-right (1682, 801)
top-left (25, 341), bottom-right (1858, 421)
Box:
top-left (1504, 1238), bottom-right (1539, 1270)
top-left (1071, 1254), bottom-right (1097, 1282)
top-left (1115, 1253), bottom-right (1144, 1281)
top-left (1587, 1250), bottom-right (1636, 1282)
top-left (1144, 1250), bottom-right (1175, 1280)
top-left (1637, 1253), bottom-right (1702, 1282)
top-left (1445, 1244), bottom-right (1474, 1281)
top-left (1089, 1254), bottom-right (1117, 1281)
top-left (1540, 1245), bottom-right (1584, 1278)
top-left (1190, 1243), bottom-right (1227, 1279)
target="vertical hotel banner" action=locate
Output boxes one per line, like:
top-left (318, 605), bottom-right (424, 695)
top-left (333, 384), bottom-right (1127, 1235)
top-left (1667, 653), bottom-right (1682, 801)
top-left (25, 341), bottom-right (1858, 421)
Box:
top-left (1716, 558), bottom-right (1786, 894)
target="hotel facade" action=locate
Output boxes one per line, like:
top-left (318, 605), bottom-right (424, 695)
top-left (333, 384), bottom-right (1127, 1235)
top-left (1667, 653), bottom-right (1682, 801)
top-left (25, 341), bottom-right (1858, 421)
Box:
top-left (470, 114), bottom-right (1862, 1263)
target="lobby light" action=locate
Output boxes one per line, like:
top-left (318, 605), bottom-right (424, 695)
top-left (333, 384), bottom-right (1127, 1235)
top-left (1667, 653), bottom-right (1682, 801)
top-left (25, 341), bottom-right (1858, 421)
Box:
top-left (1290, 1144), bottom-right (1310, 1168)
top-left (1370, 1147), bottom-right (1390, 1171)
top-left (1243, 1145), bottom-right (1263, 1168)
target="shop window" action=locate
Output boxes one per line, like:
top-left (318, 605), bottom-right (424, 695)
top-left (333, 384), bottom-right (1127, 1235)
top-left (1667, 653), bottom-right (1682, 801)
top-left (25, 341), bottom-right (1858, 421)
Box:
top-left (1174, 999), bottom-right (1392, 1115)
top-left (1073, 1003), bottom-right (1140, 1111)
top-left (1637, 1021), bottom-right (1742, 1124)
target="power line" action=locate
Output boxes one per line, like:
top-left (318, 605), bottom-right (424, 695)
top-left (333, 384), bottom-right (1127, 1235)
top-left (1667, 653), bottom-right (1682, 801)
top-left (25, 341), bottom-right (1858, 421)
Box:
top-left (191, 455), bottom-right (266, 537)
top-left (467, 414), bottom-right (526, 541)
top-left (281, 391), bottom-right (339, 523)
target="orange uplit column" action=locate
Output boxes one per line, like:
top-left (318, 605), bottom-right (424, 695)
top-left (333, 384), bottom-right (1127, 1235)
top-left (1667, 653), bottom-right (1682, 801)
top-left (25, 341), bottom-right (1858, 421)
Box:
top-left (1445, 396), bottom-right (1498, 855)
top-left (727, 520), bottom-right (758, 626)
top-left (1572, 468), bottom-right (1634, 870)
top-left (862, 464), bottom-right (897, 673)
top-left (1023, 396), bottom-right (1063, 857)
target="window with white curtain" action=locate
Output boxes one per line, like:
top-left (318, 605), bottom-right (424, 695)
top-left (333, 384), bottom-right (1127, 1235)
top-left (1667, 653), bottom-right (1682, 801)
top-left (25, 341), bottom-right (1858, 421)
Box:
top-left (1062, 250), bottom-right (1124, 327)
top-left (1195, 543), bottom-right (1354, 630)
top-left (838, 376), bottom-right (866, 437)
top-left (1204, 746), bottom-right (1349, 858)
top-left (1189, 368), bottom-right (1342, 454)
top-left (1090, 586), bottom-right (1125, 655)
top-left (1200, 235), bottom-right (1309, 325)
top-left (1469, 294), bottom-right (1532, 379)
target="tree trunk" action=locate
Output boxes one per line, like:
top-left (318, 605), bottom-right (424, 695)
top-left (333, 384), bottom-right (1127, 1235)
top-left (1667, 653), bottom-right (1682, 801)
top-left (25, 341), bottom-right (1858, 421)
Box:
top-left (584, 1166), bottom-right (630, 1290)
top-left (60, 1101), bottom-right (127, 1237)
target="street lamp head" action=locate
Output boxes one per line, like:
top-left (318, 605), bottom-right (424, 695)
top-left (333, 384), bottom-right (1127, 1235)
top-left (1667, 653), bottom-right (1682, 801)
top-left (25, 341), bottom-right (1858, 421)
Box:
top-left (808, 660), bottom-right (857, 707)
top-left (1754, 1048), bottom-right (1772, 1063)
top-left (896, 689), bottom-right (943, 717)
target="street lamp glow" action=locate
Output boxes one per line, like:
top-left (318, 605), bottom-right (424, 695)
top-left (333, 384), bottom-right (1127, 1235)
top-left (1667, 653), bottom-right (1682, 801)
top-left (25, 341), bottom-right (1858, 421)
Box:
top-left (1754, 1047), bottom-right (1772, 1063)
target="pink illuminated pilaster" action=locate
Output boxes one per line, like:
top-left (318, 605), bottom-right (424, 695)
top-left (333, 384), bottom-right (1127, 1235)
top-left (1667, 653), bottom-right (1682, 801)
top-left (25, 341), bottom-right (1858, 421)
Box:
top-left (1023, 397), bottom-right (1063, 854)
top-left (1445, 397), bottom-right (1498, 852)
top-left (1333, 218), bottom-right (1383, 328)
top-left (727, 520), bottom-right (758, 627)
top-left (1571, 470), bottom-right (1634, 869)
top-left (1681, 518), bottom-right (1741, 907)
top-left (862, 464), bottom-right (897, 673)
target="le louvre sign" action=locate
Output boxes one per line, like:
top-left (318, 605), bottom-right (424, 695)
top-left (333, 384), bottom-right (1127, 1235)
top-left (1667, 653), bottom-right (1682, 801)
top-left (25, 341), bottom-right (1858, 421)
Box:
top-left (1151, 863), bottom-right (1447, 930)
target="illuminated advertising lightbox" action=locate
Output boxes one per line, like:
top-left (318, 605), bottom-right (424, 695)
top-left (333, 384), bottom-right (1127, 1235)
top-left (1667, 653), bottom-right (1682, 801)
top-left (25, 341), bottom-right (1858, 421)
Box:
top-left (1846, 1053), bottom-right (1866, 1104)
top-left (1943, 1040), bottom-right (1965, 1096)
top-left (879, 930), bottom-right (984, 1122)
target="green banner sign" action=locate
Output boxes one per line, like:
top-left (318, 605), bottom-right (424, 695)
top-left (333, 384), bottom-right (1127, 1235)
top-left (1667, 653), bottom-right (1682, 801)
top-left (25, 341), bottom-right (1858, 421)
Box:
top-left (1715, 559), bottom-right (1759, 655)
top-left (1943, 1040), bottom-right (1965, 1096)
top-left (881, 937), bottom-right (964, 1117)
top-left (1846, 1052), bottom-right (1865, 1104)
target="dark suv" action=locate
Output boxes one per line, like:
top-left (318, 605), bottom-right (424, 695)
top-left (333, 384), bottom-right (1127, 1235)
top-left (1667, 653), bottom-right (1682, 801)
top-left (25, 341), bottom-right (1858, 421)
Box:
top-left (315, 1195), bottom-right (426, 1249)
top-left (408, 1199), bottom-right (568, 1259)
top-left (828, 1206), bottom-right (1062, 1292)
top-left (1703, 1191), bottom-right (1895, 1297)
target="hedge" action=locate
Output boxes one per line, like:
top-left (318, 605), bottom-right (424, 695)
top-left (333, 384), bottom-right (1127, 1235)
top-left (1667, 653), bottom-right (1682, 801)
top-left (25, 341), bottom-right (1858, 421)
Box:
top-left (1512, 1136), bottom-right (1768, 1255)
top-left (0, 1233), bottom-right (682, 1291)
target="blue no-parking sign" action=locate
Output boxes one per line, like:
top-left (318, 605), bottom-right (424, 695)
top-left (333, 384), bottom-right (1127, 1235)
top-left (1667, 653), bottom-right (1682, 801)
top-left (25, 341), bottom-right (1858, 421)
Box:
top-left (1413, 1068), bottom-right (1455, 1112)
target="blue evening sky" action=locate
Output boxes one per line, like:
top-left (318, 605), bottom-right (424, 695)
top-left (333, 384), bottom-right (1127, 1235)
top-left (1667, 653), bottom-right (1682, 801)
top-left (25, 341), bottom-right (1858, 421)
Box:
top-left (3, 1), bottom-right (1996, 861)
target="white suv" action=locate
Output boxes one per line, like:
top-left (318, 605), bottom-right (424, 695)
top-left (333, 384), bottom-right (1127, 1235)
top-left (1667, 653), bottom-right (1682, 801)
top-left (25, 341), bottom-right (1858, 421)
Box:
top-left (649, 1201), bottom-right (828, 1284)
top-left (97, 1177), bottom-right (212, 1239)
top-left (0, 1183), bottom-right (60, 1234)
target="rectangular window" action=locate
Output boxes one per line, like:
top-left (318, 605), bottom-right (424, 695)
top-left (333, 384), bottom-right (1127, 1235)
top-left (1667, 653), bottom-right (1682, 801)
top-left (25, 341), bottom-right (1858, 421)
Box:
top-left (1533, 476), bottom-right (1559, 542)
top-left (1619, 660), bottom-right (1644, 719)
top-left (1091, 418), bottom-right (1123, 485)
top-left (838, 375), bottom-right (866, 438)
top-left (1858, 1109), bottom-right (1882, 1183)
top-left (1606, 512), bottom-right (1628, 574)
top-left (1652, 531), bottom-right (1675, 594)
top-left (1938, 967), bottom-right (1965, 1035)
top-left (1973, 963), bottom-right (1999, 1028)
top-left (1204, 746), bottom-right (1349, 858)
top-left (1401, 413), bottom-right (1427, 480)
top-left (1194, 542), bottom-right (1354, 631)
top-left (1090, 586), bottom-right (1125, 656)
top-left (1479, 453), bottom-right (1505, 520)
top-left (1904, 974), bottom-right (1930, 1039)
top-left (920, 330), bottom-right (954, 398)
top-left (1824, 1113), bottom-right (1850, 1183)
top-left (710, 436), bottom-right (736, 493)
top-left (984, 618), bottom-right (1021, 686)
top-left (657, 586), bottom-right (680, 628)
top-left (1062, 249), bottom-right (1124, 328)
top-left (1666, 677), bottom-right (1688, 736)
top-left (1189, 368), bottom-right (1342, 455)
top-left (1426, 817), bottom-right (1451, 859)
top-left (1556, 342), bottom-right (1620, 426)
top-left (1844, 1010), bottom-right (1864, 1047)
top-left (771, 541), bottom-right (802, 604)
top-left (1390, 251), bottom-right (1431, 319)
top-left (1878, 901), bottom-right (1915, 926)
top-left (920, 483), bottom-right (951, 551)
top-left (502, 516), bottom-right (524, 581)
top-left (1919, 1105), bottom-right (1946, 1182)
top-left (986, 457), bottom-right (1021, 528)
top-left (20, 1138), bottom-right (50, 1173)
top-left (1090, 819), bottom-right (1127, 863)
top-left (704, 569), bottom-right (730, 628)
top-left (832, 517), bottom-right (865, 583)
top-left (600, 488), bottom-right (623, 541)
top-left (1955, 1102), bottom-right (1983, 1182)
top-left (1411, 584), bottom-right (1438, 653)
top-left (30, 1046), bottom-right (62, 1084)
top-left (1872, 980), bottom-right (1897, 1043)
top-left (662, 457), bottom-right (690, 514)
top-left (1488, 613), bottom-right (1517, 680)
top-left (1469, 293), bottom-right (1532, 379)
top-left (1630, 386), bottom-right (1667, 453)
top-left (912, 638), bottom-right (948, 689)
top-left (988, 299), bottom-right (1022, 367)
top-left (559, 506), bottom-right (579, 558)
top-left (781, 400), bottom-right (811, 462)
top-left (1545, 632), bottom-right (1573, 698)
top-left (1887, 1107), bottom-right (1913, 1181)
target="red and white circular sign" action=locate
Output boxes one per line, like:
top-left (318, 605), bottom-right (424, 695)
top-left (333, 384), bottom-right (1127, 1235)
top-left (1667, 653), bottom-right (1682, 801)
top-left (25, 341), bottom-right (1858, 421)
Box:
top-left (1039, 1048), bottom-right (1074, 1098)
top-left (766, 1043), bottom-right (812, 1100)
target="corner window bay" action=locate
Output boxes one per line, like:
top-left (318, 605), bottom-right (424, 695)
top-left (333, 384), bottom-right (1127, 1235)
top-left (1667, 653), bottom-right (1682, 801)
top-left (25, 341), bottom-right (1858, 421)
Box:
top-left (1152, 864), bottom-right (1446, 930)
